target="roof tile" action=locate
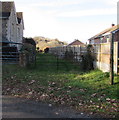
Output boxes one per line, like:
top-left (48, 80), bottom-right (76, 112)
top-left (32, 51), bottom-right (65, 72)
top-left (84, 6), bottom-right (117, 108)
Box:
top-left (68, 40), bottom-right (85, 46)
top-left (1, 2), bottom-right (14, 18)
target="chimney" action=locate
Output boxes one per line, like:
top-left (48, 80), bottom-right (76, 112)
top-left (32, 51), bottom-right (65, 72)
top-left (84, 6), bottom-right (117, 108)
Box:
top-left (112, 24), bottom-right (115, 27)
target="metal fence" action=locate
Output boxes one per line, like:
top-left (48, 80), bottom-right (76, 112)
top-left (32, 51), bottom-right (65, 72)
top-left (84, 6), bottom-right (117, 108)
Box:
top-left (49, 43), bottom-right (119, 74)
top-left (0, 41), bottom-right (22, 64)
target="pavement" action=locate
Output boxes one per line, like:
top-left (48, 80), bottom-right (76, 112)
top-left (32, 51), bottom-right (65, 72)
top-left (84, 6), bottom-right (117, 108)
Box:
top-left (2, 95), bottom-right (90, 118)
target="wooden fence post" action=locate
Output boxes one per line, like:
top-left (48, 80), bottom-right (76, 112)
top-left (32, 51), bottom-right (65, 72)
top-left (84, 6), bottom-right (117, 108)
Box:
top-left (110, 33), bottom-right (114, 85)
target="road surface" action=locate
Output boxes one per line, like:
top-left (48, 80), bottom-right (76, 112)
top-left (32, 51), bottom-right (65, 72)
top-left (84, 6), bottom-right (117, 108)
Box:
top-left (2, 95), bottom-right (90, 118)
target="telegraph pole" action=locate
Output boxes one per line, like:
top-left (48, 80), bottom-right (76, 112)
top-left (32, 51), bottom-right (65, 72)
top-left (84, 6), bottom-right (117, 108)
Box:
top-left (110, 32), bottom-right (114, 85)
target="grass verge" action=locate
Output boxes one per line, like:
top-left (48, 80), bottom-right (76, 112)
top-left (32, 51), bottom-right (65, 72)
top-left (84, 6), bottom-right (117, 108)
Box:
top-left (2, 53), bottom-right (119, 118)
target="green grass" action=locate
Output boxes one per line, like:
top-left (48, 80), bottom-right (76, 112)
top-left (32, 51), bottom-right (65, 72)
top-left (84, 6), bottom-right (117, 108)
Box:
top-left (2, 53), bottom-right (119, 118)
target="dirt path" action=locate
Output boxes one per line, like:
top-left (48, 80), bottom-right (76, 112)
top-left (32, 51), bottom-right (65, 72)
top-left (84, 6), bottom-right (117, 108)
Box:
top-left (2, 95), bottom-right (91, 118)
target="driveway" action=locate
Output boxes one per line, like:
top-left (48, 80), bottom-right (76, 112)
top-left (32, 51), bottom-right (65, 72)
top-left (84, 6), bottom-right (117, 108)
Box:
top-left (2, 95), bottom-right (90, 118)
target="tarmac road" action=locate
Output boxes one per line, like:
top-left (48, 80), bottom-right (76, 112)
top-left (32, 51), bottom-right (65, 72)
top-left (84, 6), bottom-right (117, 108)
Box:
top-left (2, 95), bottom-right (90, 118)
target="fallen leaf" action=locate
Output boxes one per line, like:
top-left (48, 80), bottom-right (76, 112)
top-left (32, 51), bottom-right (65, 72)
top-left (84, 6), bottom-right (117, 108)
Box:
top-left (49, 104), bottom-right (52, 107)
top-left (29, 80), bottom-right (36, 85)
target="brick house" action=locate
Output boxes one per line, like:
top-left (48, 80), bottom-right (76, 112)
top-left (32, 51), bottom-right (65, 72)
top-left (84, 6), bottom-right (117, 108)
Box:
top-left (88, 24), bottom-right (119, 74)
top-left (89, 24), bottom-right (119, 44)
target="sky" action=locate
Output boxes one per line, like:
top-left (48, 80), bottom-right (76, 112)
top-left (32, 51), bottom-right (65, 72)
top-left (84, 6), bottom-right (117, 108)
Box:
top-left (2, 0), bottom-right (119, 43)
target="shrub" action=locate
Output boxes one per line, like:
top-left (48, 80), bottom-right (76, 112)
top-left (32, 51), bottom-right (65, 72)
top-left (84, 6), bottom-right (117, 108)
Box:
top-left (44, 47), bottom-right (49, 53)
top-left (64, 50), bottom-right (75, 61)
top-left (19, 43), bottom-right (36, 68)
top-left (79, 45), bottom-right (94, 71)
top-left (23, 37), bottom-right (36, 47)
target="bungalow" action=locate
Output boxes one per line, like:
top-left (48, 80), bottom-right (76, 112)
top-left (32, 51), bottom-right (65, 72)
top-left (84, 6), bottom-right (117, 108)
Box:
top-left (1, 1), bottom-right (24, 50)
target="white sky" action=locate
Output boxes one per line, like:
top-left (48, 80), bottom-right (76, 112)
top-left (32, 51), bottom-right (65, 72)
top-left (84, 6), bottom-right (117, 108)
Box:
top-left (2, 0), bottom-right (118, 43)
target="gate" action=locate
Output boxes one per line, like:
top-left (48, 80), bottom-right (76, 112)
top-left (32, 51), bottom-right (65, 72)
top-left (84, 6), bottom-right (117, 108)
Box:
top-left (0, 41), bottom-right (22, 64)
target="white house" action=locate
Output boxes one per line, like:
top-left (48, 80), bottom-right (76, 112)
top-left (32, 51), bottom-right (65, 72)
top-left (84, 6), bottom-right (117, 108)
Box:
top-left (1, 1), bottom-right (24, 50)
top-left (16, 12), bottom-right (24, 44)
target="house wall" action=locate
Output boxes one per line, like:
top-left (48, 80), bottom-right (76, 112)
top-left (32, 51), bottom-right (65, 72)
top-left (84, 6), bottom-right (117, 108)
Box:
top-left (93, 42), bottom-right (118, 73)
top-left (89, 32), bottom-right (118, 45)
top-left (8, 5), bottom-right (18, 44)
top-left (2, 19), bottom-right (8, 41)
top-left (89, 39), bottom-right (94, 44)
top-left (94, 38), bottom-right (100, 44)
top-left (16, 19), bottom-right (24, 50)
top-left (114, 31), bottom-right (119, 42)
top-left (18, 19), bottom-right (24, 43)
top-left (2, 3), bottom-right (24, 50)
top-left (0, 19), bottom-right (2, 42)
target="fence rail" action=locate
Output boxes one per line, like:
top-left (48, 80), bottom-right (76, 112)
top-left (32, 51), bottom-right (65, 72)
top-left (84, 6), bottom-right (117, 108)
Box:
top-left (49, 45), bottom-right (87, 61)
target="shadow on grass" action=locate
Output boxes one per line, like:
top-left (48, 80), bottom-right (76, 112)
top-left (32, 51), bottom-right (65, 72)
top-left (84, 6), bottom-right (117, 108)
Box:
top-left (35, 53), bottom-right (81, 73)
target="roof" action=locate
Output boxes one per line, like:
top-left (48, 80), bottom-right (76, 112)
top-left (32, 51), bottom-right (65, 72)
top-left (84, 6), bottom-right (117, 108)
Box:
top-left (89, 24), bottom-right (119, 40)
top-left (110, 24), bottom-right (119, 33)
top-left (17, 12), bottom-right (24, 29)
top-left (17, 12), bottom-right (23, 24)
top-left (1, 2), bottom-right (24, 24)
top-left (17, 12), bottom-right (23, 19)
top-left (68, 40), bottom-right (85, 46)
top-left (1, 2), bottom-right (14, 18)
